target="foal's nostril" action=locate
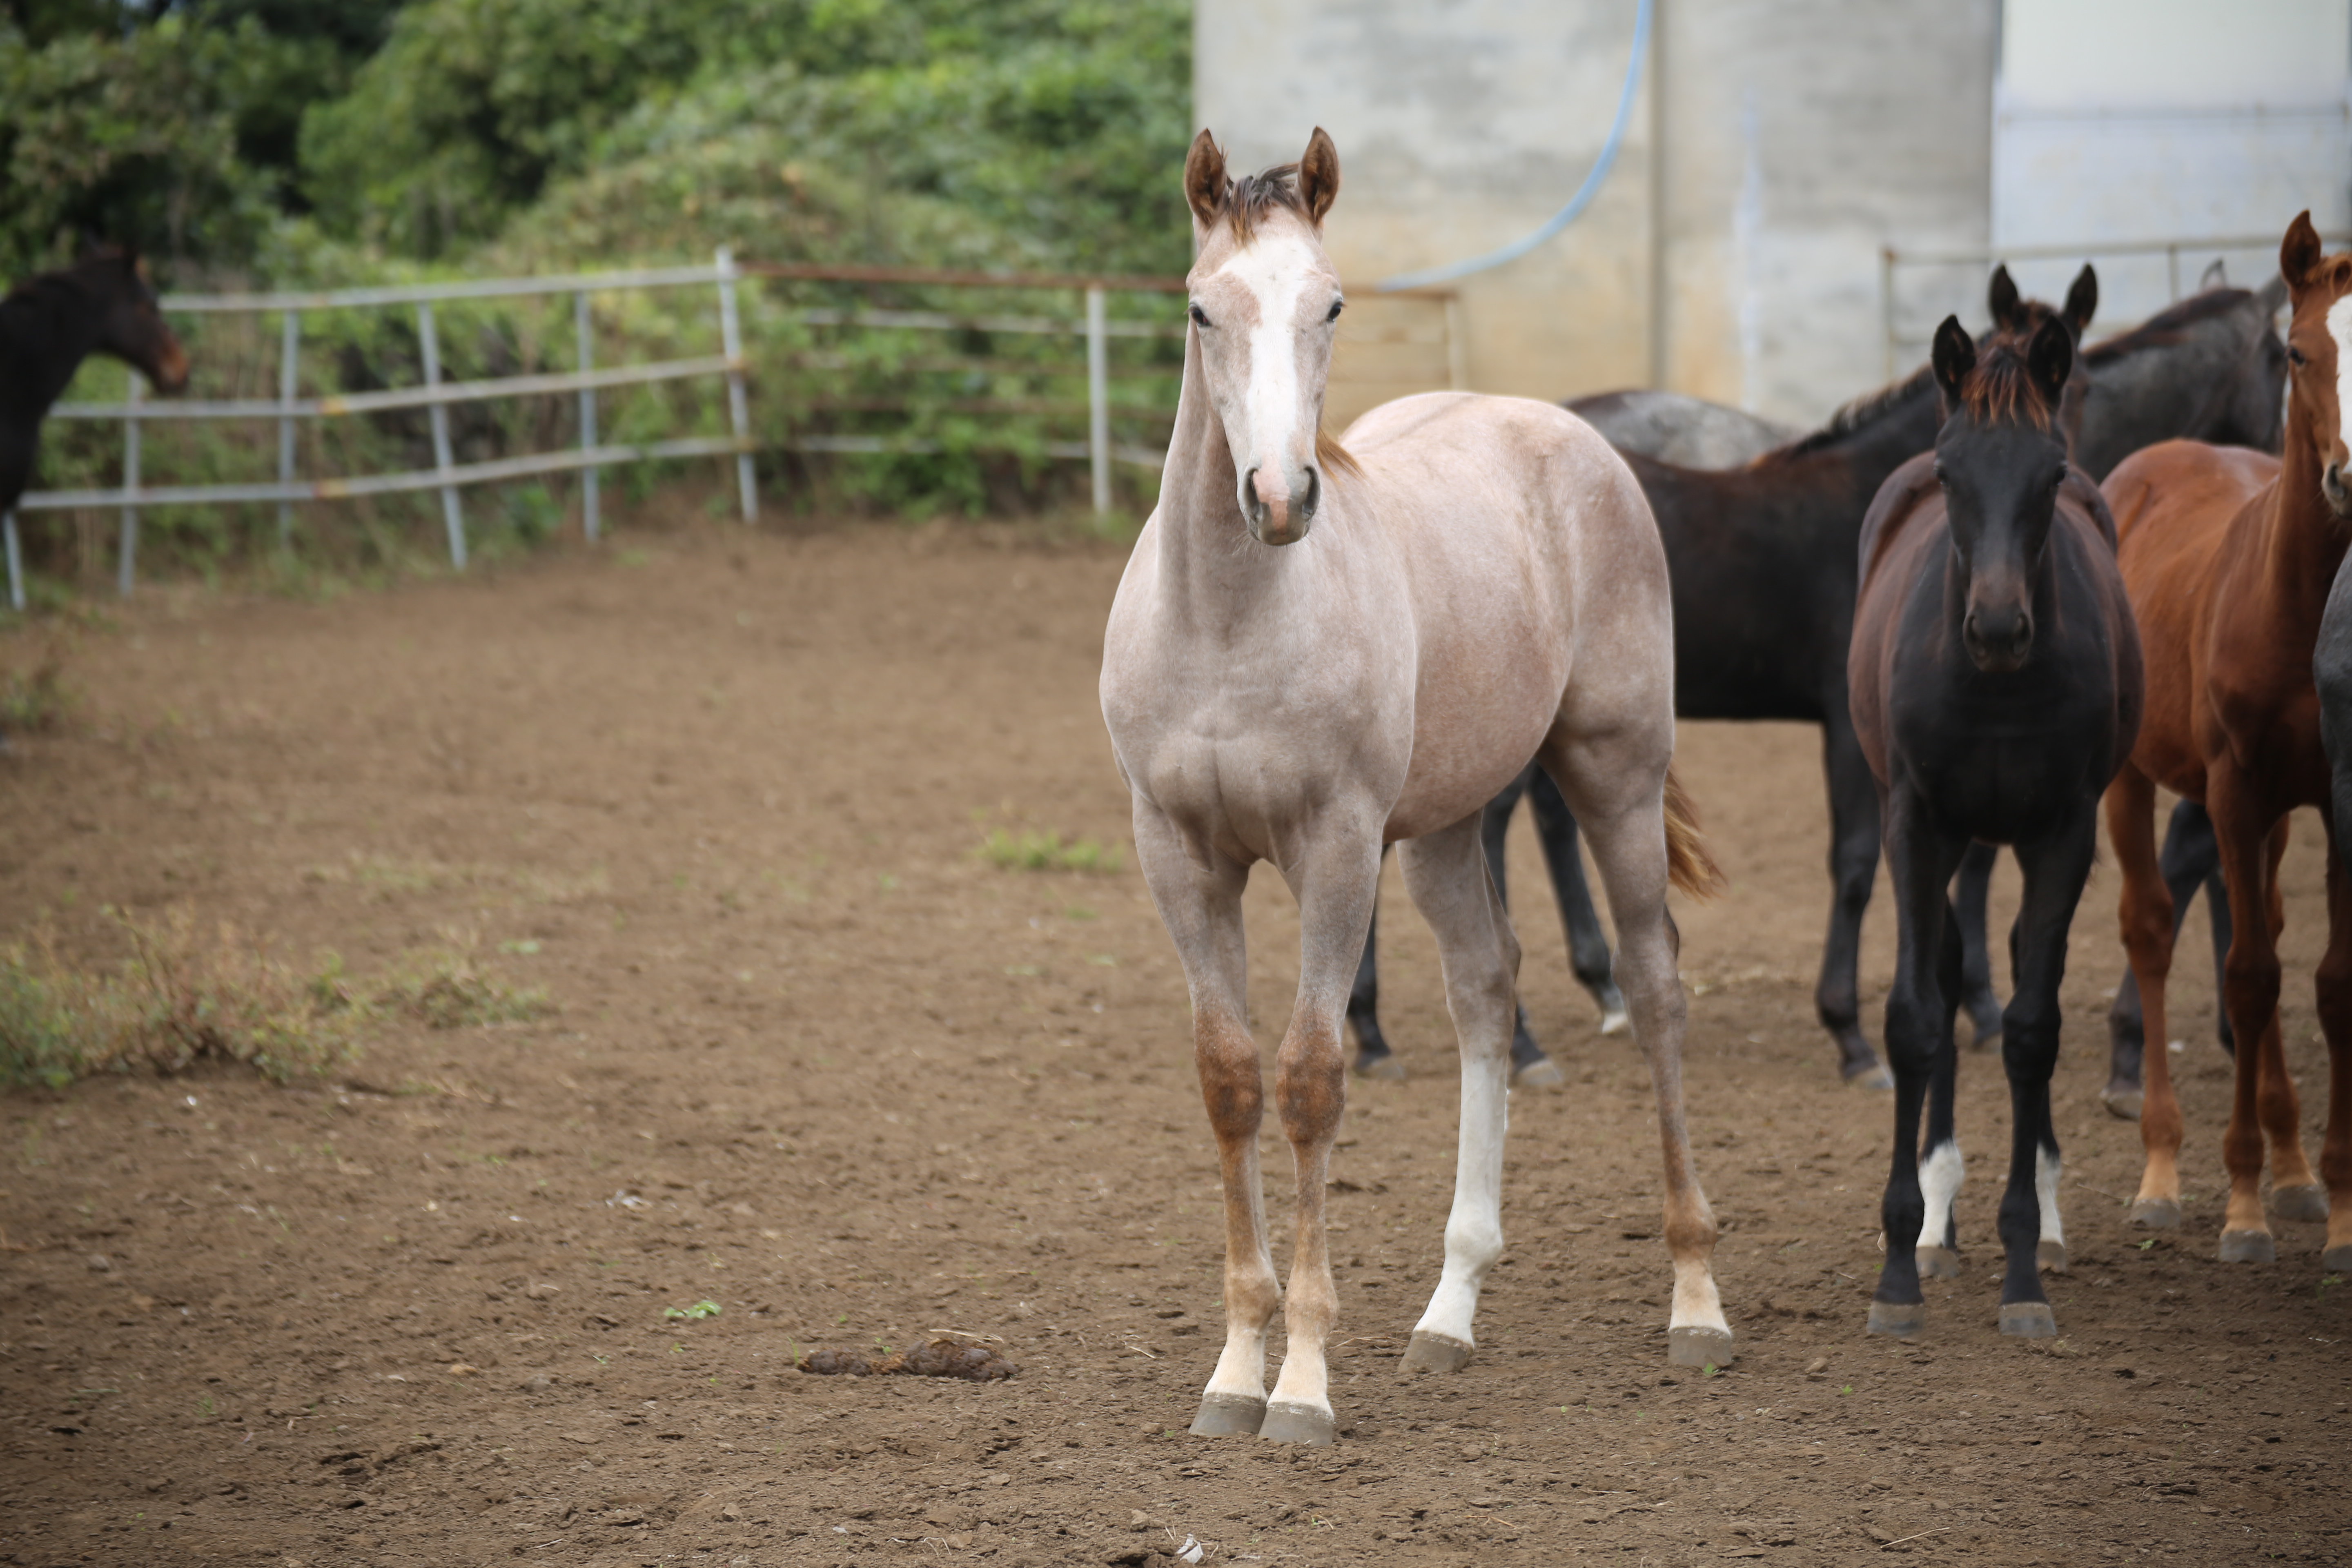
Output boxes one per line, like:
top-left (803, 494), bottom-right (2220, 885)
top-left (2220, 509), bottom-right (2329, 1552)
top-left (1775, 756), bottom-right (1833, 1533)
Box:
top-left (1301, 467), bottom-right (1321, 521)
top-left (1242, 466), bottom-right (1267, 523)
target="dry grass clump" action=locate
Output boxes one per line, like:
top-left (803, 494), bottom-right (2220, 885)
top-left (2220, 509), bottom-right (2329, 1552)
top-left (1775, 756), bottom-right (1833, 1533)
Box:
top-left (0, 909), bottom-right (359, 1089)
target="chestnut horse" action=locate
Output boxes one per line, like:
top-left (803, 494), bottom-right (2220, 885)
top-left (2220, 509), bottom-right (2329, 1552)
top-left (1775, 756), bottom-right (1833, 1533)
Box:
top-left (2102, 212), bottom-right (2352, 1268)
top-left (1849, 315), bottom-right (2140, 1339)
top-left (1101, 130), bottom-right (1731, 1445)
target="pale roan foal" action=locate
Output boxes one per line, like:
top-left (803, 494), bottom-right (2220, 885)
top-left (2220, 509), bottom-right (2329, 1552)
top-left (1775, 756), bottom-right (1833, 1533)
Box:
top-left (1100, 128), bottom-right (1733, 1446)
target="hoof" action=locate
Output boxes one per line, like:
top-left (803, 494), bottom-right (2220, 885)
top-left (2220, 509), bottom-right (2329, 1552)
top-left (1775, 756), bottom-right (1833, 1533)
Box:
top-left (1998, 1301), bottom-right (2057, 1338)
top-left (2323, 1243), bottom-right (2352, 1272)
top-left (2218, 1229), bottom-right (2276, 1264)
top-left (2272, 1184), bottom-right (2330, 1224)
top-left (1258, 1401), bottom-right (1335, 1446)
top-left (1866, 1300), bottom-right (1924, 1339)
top-left (2100, 1084), bottom-right (2144, 1121)
top-left (1188, 1392), bottom-right (1267, 1437)
top-left (2037, 1238), bottom-right (2068, 1274)
top-left (1512, 1057), bottom-right (1566, 1089)
top-left (1845, 1063), bottom-right (1895, 1092)
top-left (1598, 1007), bottom-right (1631, 1037)
top-left (2128, 1197), bottom-right (2182, 1230)
top-left (1400, 1331), bottom-right (1474, 1373)
top-left (1353, 1053), bottom-right (1405, 1082)
top-left (1917, 1245), bottom-right (1961, 1279)
top-left (1667, 1325), bottom-right (1735, 1368)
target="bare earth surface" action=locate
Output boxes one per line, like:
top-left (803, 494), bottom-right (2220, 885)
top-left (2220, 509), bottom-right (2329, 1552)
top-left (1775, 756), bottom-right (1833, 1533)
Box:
top-left (2, 514), bottom-right (2348, 1568)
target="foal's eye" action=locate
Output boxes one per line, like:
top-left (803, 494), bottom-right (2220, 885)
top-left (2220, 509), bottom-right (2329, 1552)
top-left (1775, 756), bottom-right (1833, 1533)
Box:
top-left (1189, 303), bottom-right (1212, 329)
top-left (1325, 298), bottom-right (1344, 323)
top-left (2289, 345), bottom-right (2307, 368)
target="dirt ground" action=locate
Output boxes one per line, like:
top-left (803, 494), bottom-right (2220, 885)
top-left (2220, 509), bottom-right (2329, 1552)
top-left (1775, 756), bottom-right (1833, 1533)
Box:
top-left (3, 505), bottom-right (2349, 1568)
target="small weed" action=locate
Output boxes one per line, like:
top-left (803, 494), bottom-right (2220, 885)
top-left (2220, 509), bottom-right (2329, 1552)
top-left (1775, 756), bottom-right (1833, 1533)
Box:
top-left (1703, 1363), bottom-right (1721, 1377)
top-left (664, 1299), bottom-right (722, 1321)
top-left (978, 828), bottom-right (1124, 874)
top-left (1839, 1384), bottom-right (1853, 1395)
top-left (0, 633), bottom-right (76, 734)
top-left (376, 931), bottom-right (551, 1029)
top-left (2319, 1273), bottom-right (2343, 1300)
top-left (2137, 1238), bottom-right (2157, 1251)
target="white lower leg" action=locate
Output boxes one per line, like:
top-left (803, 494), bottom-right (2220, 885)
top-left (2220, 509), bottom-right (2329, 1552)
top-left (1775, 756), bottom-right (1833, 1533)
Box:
top-left (1916, 1139), bottom-right (1964, 1252)
top-left (1411, 1052), bottom-right (1508, 1348)
top-left (2036, 1143), bottom-right (2066, 1263)
top-left (1668, 1251), bottom-right (1728, 1335)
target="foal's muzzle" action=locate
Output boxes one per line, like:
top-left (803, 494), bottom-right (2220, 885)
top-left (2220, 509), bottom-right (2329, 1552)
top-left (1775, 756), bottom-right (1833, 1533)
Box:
top-left (1243, 465), bottom-right (1320, 546)
top-left (2325, 459), bottom-right (2352, 520)
top-left (1964, 604), bottom-right (2034, 674)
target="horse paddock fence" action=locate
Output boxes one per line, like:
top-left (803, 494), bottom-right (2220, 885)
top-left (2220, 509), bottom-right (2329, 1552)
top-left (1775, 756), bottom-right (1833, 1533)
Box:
top-left (3, 259), bottom-right (1463, 611)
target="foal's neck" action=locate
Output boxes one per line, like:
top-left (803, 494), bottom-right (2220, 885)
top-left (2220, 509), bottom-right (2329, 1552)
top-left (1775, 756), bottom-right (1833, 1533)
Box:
top-left (0, 278), bottom-right (107, 419)
top-left (2262, 408), bottom-right (2350, 614)
top-left (1152, 332), bottom-right (1319, 632)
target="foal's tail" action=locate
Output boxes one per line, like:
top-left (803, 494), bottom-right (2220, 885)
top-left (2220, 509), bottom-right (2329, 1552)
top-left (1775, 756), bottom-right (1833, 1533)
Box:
top-left (1664, 765), bottom-right (1728, 900)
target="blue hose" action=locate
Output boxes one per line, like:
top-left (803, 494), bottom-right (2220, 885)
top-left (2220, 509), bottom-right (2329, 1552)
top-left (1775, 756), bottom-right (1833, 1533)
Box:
top-left (1375, 0), bottom-right (1655, 293)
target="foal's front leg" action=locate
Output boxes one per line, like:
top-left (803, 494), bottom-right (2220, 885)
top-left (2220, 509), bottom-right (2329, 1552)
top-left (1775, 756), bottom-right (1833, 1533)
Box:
top-left (1131, 808), bottom-right (1277, 1437)
top-left (1262, 827), bottom-right (1385, 1445)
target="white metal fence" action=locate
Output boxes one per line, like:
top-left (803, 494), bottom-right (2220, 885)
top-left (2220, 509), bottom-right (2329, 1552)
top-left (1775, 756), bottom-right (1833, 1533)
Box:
top-left (2, 257), bottom-right (1462, 611)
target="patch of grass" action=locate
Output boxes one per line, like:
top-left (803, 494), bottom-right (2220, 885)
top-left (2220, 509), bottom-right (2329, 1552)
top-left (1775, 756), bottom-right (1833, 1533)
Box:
top-left (663, 1299), bottom-right (722, 1321)
top-left (0, 633), bottom-right (76, 735)
top-left (978, 827), bottom-right (1124, 874)
top-left (375, 931), bottom-right (552, 1029)
top-left (0, 909), bottom-right (359, 1089)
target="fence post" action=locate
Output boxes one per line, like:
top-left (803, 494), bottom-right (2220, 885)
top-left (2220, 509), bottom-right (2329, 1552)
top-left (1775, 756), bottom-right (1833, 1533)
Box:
top-left (117, 370), bottom-right (143, 597)
top-left (1086, 285), bottom-right (1111, 516)
top-left (3, 511), bottom-right (21, 613)
top-left (417, 302), bottom-right (466, 568)
top-left (277, 310), bottom-right (301, 547)
top-left (576, 291), bottom-right (601, 542)
top-left (715, 247), bottom-right (757, 522)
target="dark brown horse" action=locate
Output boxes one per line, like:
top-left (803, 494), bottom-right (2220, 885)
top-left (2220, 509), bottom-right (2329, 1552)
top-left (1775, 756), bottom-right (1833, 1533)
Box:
top-left (2102, 212), bottom-right (2352, 1269)
top-left (0, 244), bottom-right (189, 521)
top-left (1850, 314), bottom-right (2141, 1339)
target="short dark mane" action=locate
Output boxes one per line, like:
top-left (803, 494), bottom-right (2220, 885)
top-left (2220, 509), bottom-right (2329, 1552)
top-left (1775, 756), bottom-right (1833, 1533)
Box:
top-left (1956, 334), bottom-right (2051, 430)
top-left (2084, 286), bottom-right (2258, 367)
top-left (1773, 365), bottom-right (1935, 458)
top-left (1224, 163), bottom-right (1311, 243)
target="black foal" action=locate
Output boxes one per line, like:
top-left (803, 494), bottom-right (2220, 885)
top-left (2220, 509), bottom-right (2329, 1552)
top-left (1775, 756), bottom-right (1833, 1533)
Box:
top-left (1846, 314), bottom-right (2143, 1339)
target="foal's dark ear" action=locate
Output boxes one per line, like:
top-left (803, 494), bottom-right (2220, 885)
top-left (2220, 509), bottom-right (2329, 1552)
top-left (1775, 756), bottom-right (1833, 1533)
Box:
top-left (1299, 127), bottom-right (1341, 227)
top-left (2281, 210), bottom-right (2323, 299)
top-left (2062, 265), bottom-right (2098, 336)
top-left (1987, 265), bottom-right (2022, 332)
top-left (2256, 274), bottom-right (2289, 317)
top-left (2199, 257), bottom-right (2229, 292)
top-left (1185, 129), bottom-right (1229, 229)
top-left (1931, 315), bottom-right (1976, 410)
top-left (2027, 314), bottom-right (2074, 410)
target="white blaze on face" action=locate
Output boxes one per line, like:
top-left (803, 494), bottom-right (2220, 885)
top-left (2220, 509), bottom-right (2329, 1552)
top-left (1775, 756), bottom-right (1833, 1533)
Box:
top-left (2329, 294), bottom-right (2352, 458)
top-left (1212, 232), bottom-right (1321, 498)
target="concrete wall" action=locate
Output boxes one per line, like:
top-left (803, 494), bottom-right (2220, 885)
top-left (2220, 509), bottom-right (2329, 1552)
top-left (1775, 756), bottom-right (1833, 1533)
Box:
top-left (1195, 0), bottom-right (1999, 428)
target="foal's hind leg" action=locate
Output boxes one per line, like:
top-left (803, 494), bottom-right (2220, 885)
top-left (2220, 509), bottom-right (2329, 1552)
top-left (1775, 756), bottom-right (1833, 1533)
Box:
top-left (1528, 768), bottom-right (1630, 1035)
top-left (1396, 813), bottom-right (1521, 1372)
top-left (1479, 768), bottom-right (1563, 1084)
top-left (2106, 800), bottom-right (2230, 1119)
top-left (1131, 807), bottom-right (1276, 1437)
top-left (1820, 710), bottom-right (1895, 1088)
top-left (1952, 841), bottom-right (2007, 1049)
top-left (1548, 742), bottom-right (1733, 1366)
top-left (2106, 764), bottom-right (2183, 1227)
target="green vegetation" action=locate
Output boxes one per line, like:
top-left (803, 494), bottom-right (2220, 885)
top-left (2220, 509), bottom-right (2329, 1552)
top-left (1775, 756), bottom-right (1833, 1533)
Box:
top-left (663, 1299), bottom-right (722, 1321)
top-left (978, 826), bottom-right (1124, 874)
top-left (2, 2), bottom-right (1192, 579)
top-left (0, 910), bottom-right (549, 1088)
top-left (0, 632), bottom-right (75, 733)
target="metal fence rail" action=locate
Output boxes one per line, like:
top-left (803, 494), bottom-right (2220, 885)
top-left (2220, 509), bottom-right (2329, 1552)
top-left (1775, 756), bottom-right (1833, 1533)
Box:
top-left (4, 257), bottom-right (1460, 611)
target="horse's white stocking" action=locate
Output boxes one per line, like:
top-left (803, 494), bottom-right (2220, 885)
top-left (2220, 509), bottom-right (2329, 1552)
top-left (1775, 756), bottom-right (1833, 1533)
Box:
top-left (2035, 1142), bottom-right (2068, 1273)
top-left (1915, 1138), bottom-right (1964, 1276)
top-left (1397, 815), bottom-right (1519, 1371)
top-left (1561, 753), bottom-right (1735, 1366)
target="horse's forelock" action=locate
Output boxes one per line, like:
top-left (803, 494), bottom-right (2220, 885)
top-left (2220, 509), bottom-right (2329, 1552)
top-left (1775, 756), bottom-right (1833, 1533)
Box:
top-left (1958, 337), bottom-right (2054, 432)
top-left (1225, 163), bottom-right (1311, 245)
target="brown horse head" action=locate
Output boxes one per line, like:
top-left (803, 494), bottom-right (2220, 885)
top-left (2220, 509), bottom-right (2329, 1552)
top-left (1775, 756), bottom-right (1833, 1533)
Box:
top-left (1930, 313), bottom-right (2077, 673)
top-left (1181, 128), bottom-right (1349, 545)
top-left (2279, 210), bottom-right (2352, 518)
top-left (72, 243), bottom-right (189, 394)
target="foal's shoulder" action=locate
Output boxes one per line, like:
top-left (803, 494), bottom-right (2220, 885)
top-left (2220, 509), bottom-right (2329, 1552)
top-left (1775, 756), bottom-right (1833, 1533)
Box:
top-left (1855, 450), bottom-right (1942, 592)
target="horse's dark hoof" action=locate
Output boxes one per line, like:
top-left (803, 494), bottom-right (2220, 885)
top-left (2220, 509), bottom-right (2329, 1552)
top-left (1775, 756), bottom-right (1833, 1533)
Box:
top-left (1512, 1057), bottom-right (1566, 1089)
top-left (1965, 1006), bottom-right (2003, 1051)
top-left (1668, 1325), bottom-right (1735, 1368)
top-left (2037, 1238), bottom-right (2068, 1274)
top-left (1188, 1392), bottom-right (1266, 1437)
top-left (1353, 1052), bottom-right (1405, 1082)
top-left (2100, 1082), bottom-right (2144, 1121)
top-left (2271, 1184), bottom-right (2330, 1223)
top-left (1917, 1245), bottom-right (1961, 1279)
top-left (1999, 1301), bottom-right (2056, 1338)
top-left (2218, 1228), bottom-right (2276, 1264)
top-left (1845, 1062), bottom-right (1894, 1091)
top-left (1257, 1401), bottom-right (1335, 1446)
top-left (1866, 1301), bottom-right (1924, 1338)
top-left (1401, 1331), bottom-right (1473, 1372)
top-left (2128, 1196), bottom-right (2181, 1230)
top-left (2322, 1242), bottom-right (2352, 1272)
